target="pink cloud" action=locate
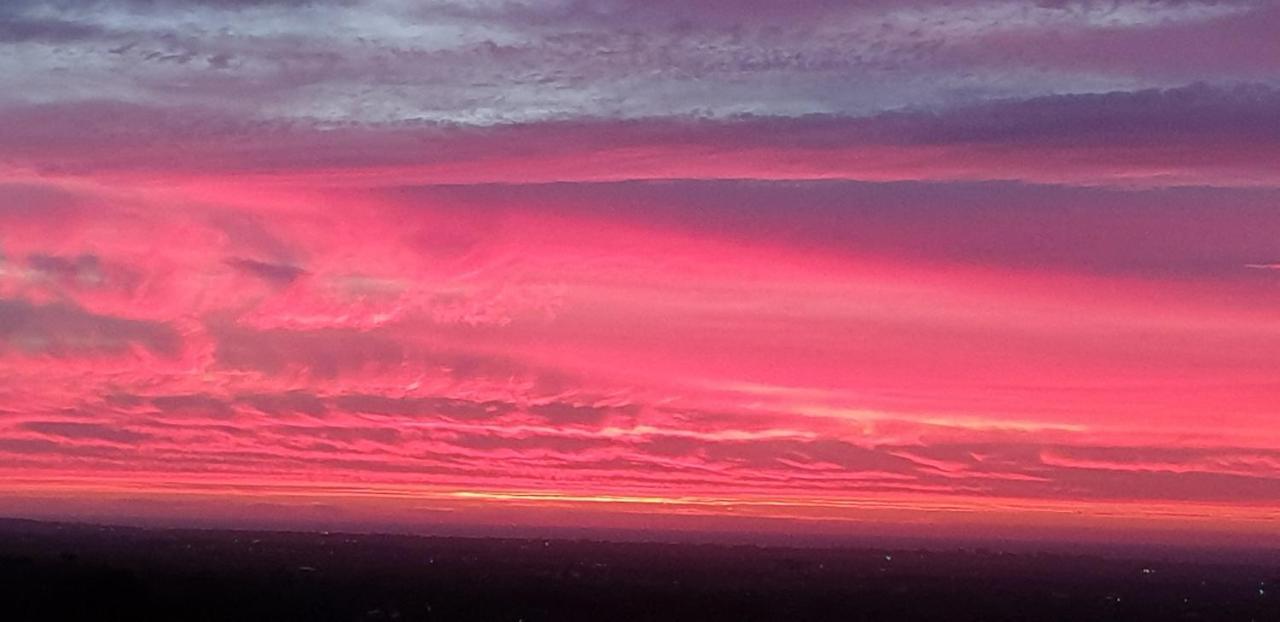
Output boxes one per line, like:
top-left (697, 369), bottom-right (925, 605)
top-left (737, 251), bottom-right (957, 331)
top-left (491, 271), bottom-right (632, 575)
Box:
top-left (1, 163), bottom-right (1279, 545)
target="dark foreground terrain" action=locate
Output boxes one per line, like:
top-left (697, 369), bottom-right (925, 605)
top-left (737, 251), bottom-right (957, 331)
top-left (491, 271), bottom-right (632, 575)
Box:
top-left (0, 518), bottom-right (1275, 621)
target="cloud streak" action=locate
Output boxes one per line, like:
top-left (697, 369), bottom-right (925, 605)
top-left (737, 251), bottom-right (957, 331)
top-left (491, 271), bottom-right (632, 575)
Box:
top-left (3, 84), bottom-right (1277, 187)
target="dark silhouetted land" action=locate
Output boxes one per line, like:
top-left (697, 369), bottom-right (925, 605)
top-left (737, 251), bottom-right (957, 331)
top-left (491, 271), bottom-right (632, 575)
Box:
top-left (0, 517), bottom-right (1275, 621)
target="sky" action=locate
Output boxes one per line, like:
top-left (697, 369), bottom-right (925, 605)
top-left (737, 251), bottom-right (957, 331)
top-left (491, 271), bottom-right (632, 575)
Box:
top-left (0, 0), bottom-right (1278, 546)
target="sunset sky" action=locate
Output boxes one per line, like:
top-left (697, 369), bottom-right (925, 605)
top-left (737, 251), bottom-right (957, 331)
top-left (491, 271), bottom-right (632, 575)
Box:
top-left (1, 0), bottom-right (1278, 546)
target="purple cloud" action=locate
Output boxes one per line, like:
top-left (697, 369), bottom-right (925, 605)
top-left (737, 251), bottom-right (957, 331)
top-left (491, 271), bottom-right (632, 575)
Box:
top-left (0, 299), bottom-right (180, 357)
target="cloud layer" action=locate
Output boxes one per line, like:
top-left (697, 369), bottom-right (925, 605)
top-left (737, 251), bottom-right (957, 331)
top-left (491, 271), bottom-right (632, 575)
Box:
top-left (1, 0), bottom-right (1278, 543)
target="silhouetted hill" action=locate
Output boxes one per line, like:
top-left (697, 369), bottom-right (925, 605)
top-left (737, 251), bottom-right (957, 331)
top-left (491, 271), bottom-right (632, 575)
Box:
top-left (0, 518), bottom-right (1275, 621)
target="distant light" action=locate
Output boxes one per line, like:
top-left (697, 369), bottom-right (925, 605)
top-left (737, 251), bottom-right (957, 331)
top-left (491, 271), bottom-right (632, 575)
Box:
top-left (884, 555), bottom-right (893, 562)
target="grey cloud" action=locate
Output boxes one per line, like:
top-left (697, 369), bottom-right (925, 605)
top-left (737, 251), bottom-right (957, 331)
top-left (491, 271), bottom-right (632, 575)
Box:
top-left (20, 420), bottom-right (152, 444)
top-left (0, 299), bottom-right (180, 357)
top-left (331, 394), bottom-right (514, 420)
top-left (886, 82), bottom-right (1280, 145)
top-left (269, 424), bottom-right (401, 445)
top-left (237, 391), bottom-right (327, 416)
top-left (526, 402), bottom-right (618, 425)
top-left (226, 257), bottom-right (307, 286)
top-left (0, 16), bottom-right (103, 43)
top-left (27, 254), bottom-right (103, 284)
top-left (1045, 468), bottom-right (1280, 502)
top-left (888, 442), bottom-right (1280, 503)
top-left (3, 0), bottom-right (348, 13)
top-left (3, 82), bottom-right (1277, 179)
top-left (209, 321), bottom-right (572, 387)
top-left (22, 253), bottom-right (141, 294)
top-left (108, 389), bottom-right (625, 426)
top-left (3, 0), bottom-right (1270, 124)
top-left (636, 435), bottom-right (704, 457)
top-left (422, 172), bottom-right (1280, 282)
top-left (151, 394), bottom-right (235, 418)
top-left (207, 211), bottom-right (297, 266)
top-left (0, 436), bottom-right (127, 458)
top-left (688, 438), bottom-right (922, 474)
top-left (211, 323), bottom-right (405, 378)
top-left (0, 183), bottom-right (88, 217)
top-left (448, 433), bottom-right (611, 453)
